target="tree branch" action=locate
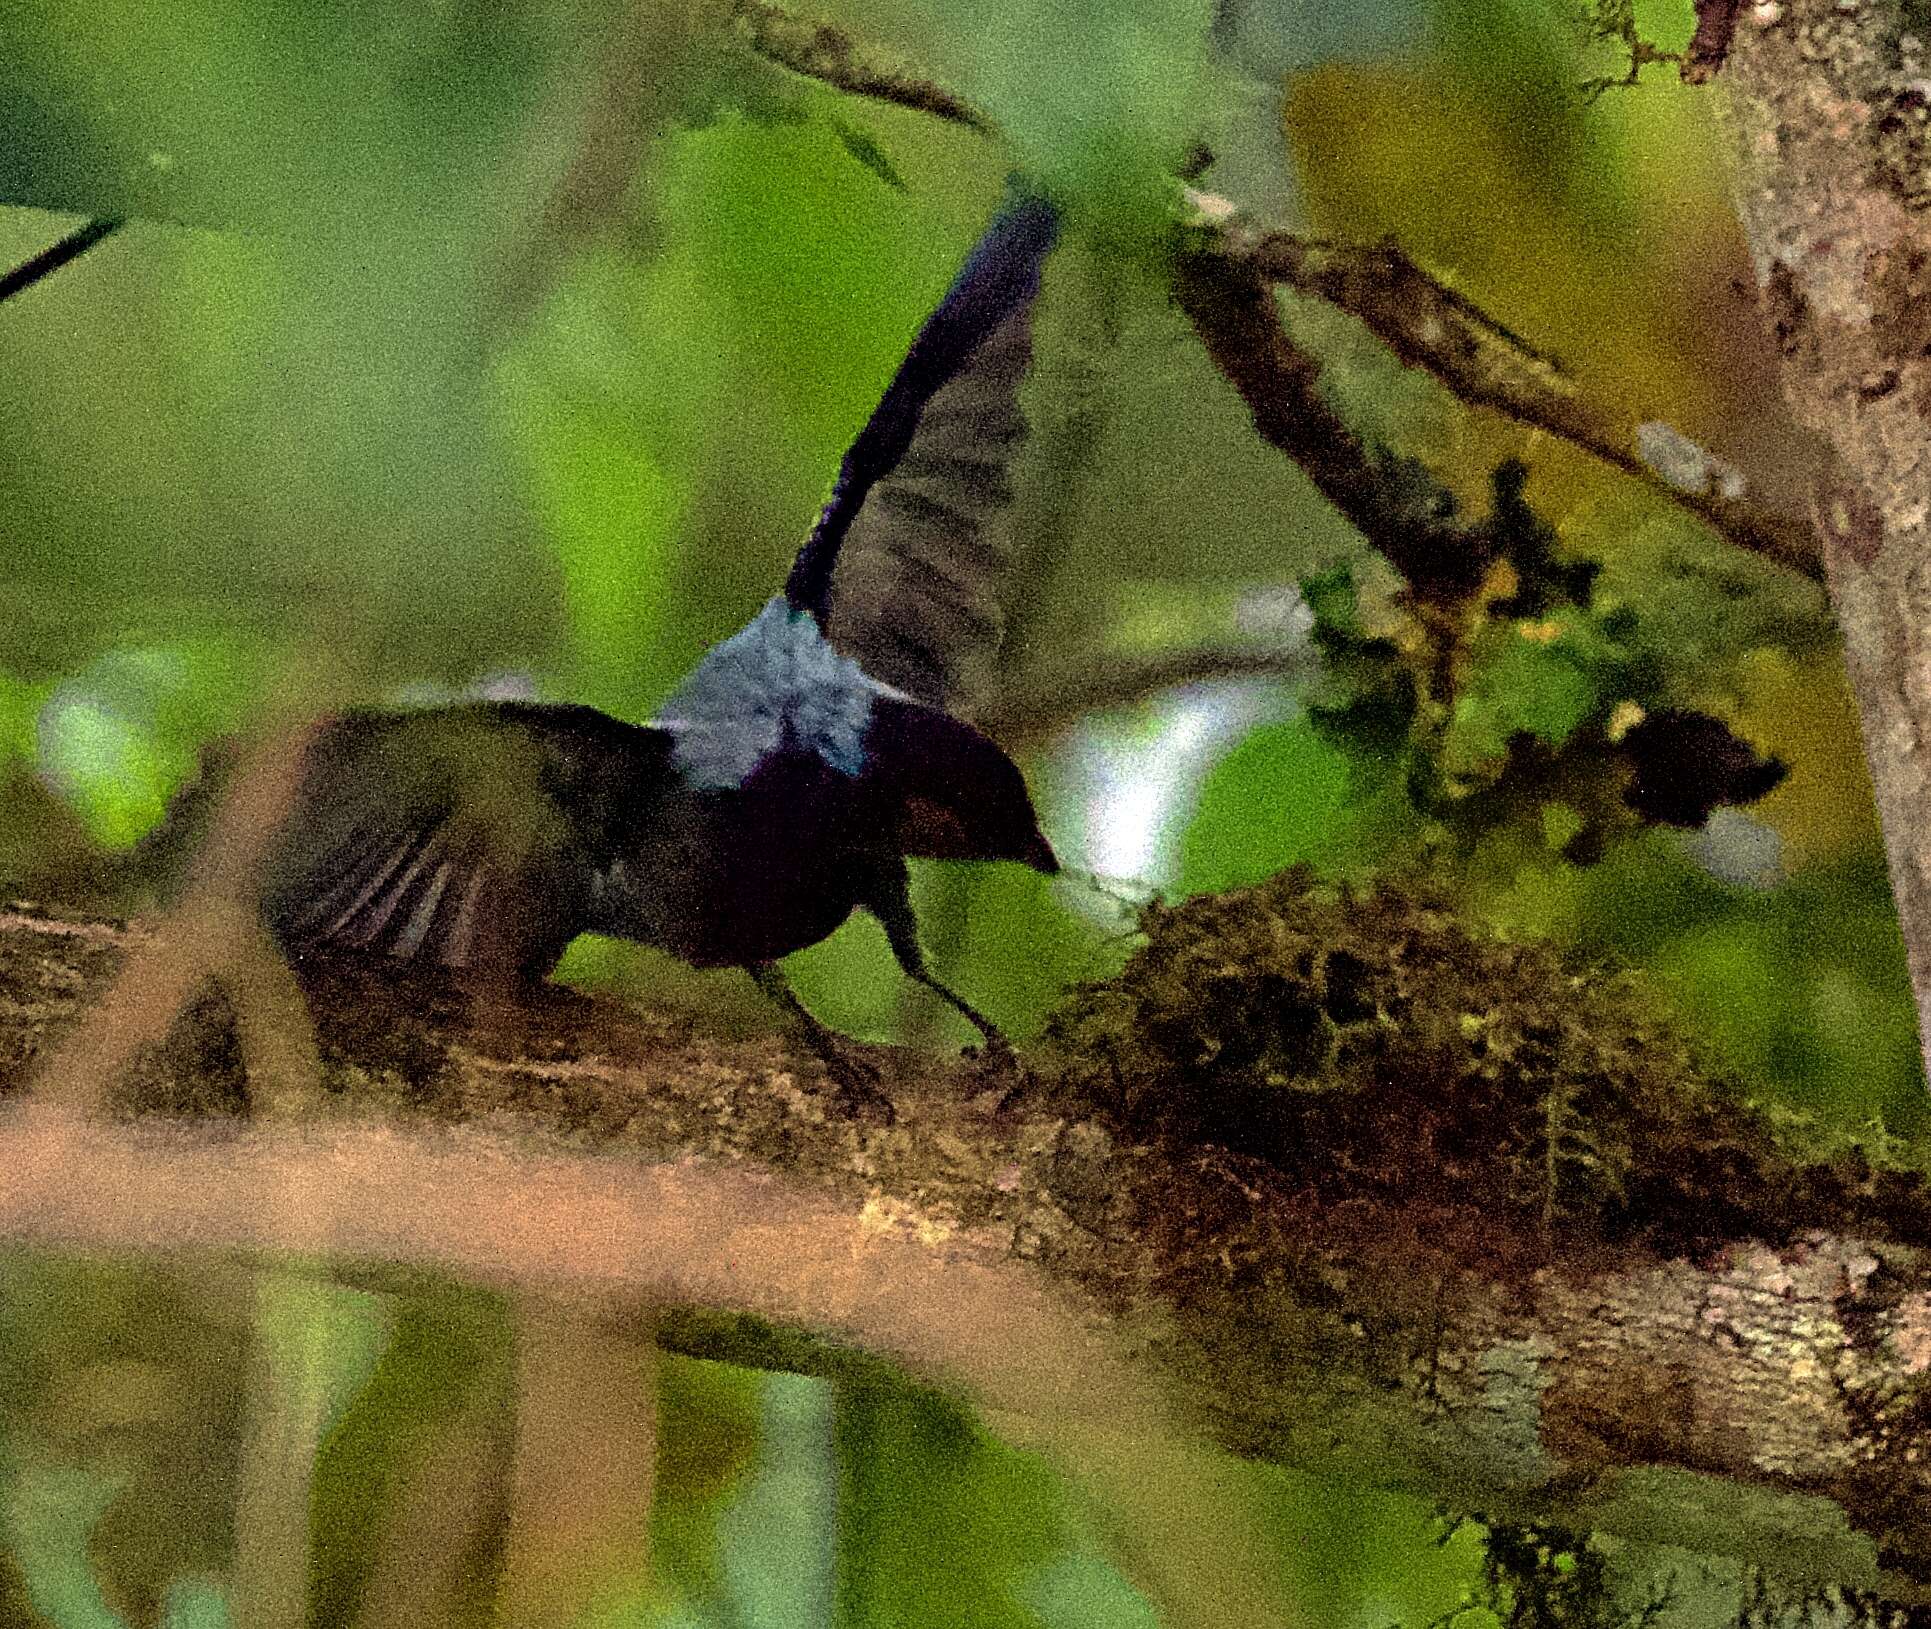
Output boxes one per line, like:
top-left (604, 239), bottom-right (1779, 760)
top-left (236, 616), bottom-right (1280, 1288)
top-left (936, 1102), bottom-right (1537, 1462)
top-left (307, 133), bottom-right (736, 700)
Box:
top-left (731, 0), bottom-right (1820, 585)
top-left (1171, 247), bottom-right (1506, 596)
top-left (1225, 224), bottom-right (1824, 583)
top-left (0, 910), bottom-right (1294, 1629)
top-left (728, 0), bottom-right (991, 133)
top-left (5, 903), bottom-right (1931, 1600)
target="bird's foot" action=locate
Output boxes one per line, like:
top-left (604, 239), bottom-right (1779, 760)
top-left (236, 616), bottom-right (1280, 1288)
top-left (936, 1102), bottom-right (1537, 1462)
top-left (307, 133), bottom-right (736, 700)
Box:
top-left (750, 963), bottom-right (899, 1123)
top-left (826, 1049), bottom-right (899, 1124)
top-left (962, 1027), bottom-right (1034, 1114)
top-left (792, 1033), bottom-right (898, 1124)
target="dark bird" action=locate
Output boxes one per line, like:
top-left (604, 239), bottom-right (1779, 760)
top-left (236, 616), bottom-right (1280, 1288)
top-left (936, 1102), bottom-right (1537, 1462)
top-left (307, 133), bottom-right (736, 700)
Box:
top-left (161, 188), bottom-right (1062, 1085)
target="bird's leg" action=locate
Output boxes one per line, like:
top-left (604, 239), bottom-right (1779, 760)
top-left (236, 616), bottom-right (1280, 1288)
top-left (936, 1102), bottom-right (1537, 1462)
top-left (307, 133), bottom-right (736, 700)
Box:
top-left (747, 962), bottom-right (895, 1121)
top-left (865, 878), bottom-right (1015, 1062)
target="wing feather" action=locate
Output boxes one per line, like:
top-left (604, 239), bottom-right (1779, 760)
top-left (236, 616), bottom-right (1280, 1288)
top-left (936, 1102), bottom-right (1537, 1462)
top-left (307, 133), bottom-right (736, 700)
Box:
top-left (784, 189), bottom-right (1058, 709)
top-left (240, 701), bottom-right (675, 978)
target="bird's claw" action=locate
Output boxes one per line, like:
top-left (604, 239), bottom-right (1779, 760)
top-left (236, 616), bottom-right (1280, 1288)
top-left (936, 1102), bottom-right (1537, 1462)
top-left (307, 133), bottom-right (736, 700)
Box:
top-left (965, 1029), bottom-right (1034, 1112)
top-left (805, 1037), bottom-right (897, 1124)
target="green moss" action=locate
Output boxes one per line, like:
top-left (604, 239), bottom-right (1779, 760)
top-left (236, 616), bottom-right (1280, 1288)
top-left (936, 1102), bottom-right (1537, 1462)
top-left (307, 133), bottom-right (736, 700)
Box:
top-left (1043, 868), bottom-right (1927, 1249)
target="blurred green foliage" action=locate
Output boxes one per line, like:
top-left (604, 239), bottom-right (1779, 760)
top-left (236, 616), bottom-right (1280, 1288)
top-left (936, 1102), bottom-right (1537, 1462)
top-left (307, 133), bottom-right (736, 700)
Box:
top-left (833, 1387), bottom-right (1066, 1626)
top-left (307, 1286), bottom-right (500, 1628)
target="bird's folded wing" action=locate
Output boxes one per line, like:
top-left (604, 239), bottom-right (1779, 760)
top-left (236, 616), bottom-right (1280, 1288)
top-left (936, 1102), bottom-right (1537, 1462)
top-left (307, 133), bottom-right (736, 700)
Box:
top-left (261, 702), bottom-right (673, 977)
top-left (785, 190), bottom-right (1059, 711)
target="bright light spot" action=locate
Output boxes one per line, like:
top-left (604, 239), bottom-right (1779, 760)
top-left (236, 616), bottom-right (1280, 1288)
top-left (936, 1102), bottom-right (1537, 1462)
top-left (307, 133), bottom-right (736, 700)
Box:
top-left (388, 669), bottom-right (537, 708)
top-left (38, 694), bottom-right (165, 848)
top-left (1070, 680), bottom-right (1290, 898)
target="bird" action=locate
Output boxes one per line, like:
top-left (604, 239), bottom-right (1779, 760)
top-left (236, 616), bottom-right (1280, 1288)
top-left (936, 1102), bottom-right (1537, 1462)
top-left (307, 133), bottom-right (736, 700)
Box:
top-left (156, 186), bottom-right (1062, 1093)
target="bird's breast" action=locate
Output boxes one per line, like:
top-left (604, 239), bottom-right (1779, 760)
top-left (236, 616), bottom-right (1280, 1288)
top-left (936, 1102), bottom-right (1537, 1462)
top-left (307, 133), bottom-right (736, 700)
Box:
top-left (593, 753), bottom-right (885, 967)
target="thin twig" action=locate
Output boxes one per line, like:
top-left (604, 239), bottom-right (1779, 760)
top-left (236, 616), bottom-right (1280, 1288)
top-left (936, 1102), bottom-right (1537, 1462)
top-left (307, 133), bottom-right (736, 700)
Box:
top-left (729, 0), bottom-right (992, 132)
top-left (983, 642), bottom-right (1317, 742)
top-left (489, 1), bottom-right (707, 330)
top-left (0, 217), bottom-right (123, 305)
top-left (1229, 226), bottom-right (1823, 582)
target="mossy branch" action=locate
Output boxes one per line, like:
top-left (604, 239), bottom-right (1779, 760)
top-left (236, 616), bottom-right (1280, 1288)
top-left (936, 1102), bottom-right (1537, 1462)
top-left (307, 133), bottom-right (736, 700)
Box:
top-left (6, 894), bottom-right (1931, 1602)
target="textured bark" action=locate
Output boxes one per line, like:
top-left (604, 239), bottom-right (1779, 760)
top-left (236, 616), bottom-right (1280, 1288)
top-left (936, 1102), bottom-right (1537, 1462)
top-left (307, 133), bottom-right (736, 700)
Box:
top-left (5, 903), bottom-right (1931, 1601)
top-left (0, 904), bottom-right (1296, 1629)
top-left (1723, 0), bottom-right (1931, 1089)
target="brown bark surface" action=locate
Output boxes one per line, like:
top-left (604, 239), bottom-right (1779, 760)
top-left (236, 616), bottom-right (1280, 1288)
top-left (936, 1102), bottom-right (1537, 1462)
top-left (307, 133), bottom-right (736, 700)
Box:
top-left (4, 901), bottom-right (1931, 1597)
top-left (1723, 0), bottom-right (1931, 1090)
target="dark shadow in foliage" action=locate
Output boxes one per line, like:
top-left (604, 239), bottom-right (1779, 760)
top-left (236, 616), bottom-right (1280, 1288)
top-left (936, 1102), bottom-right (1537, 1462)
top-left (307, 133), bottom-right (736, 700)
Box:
top-left (1298, 456), bottom-right (1786, 867)
top-left (1438, 1515), bottom-right (1676, 1629)
top-left (1620, 708), bottom-right (1787, 829)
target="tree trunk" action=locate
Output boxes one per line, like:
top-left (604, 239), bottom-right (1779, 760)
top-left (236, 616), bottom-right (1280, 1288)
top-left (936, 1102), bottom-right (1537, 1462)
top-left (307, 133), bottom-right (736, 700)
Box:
top-left (1721, 0), bottom-right (1931, 1090)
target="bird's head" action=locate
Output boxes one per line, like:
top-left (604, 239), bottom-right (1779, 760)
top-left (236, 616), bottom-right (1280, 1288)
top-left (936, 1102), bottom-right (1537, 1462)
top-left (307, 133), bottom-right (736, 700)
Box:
top-left (863, 697), bottom-right (1056, 873)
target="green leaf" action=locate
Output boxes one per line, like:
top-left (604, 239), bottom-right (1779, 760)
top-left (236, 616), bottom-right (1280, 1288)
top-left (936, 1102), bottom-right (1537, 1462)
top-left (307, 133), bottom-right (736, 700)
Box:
top-left (1442, 610), bottom-right (1629, 783)
top-left (833, 1386), bottom-right (1064, 1629)
top-left (3, 3), bottom-right (564, 229)
top-left (1300, 566), bottom-right (1368, 648)
top-left (1178, 717), bottom-right (1358, 892)
top-left (652, 1358), bottom-right (768, 1611)
top-left (308, 1287), bottom-right (509, 1629)
top-left (925, 0), bottom-right (1212, 217)
top-left (34, 640), bottom-right (266, 847)
top-left (1540, 802), bottom-right (1586, 853)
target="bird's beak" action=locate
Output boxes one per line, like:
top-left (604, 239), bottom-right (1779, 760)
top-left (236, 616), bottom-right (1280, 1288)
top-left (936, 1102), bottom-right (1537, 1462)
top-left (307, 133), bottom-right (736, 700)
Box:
top-left (1024, 829), bottom-right (1059, 874)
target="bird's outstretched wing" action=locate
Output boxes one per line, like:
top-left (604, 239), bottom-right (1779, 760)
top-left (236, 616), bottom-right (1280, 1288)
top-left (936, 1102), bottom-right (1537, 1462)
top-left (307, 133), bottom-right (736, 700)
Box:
top-left (253, 702), bottom-right (673, 978)
top-left (783, 189), bottom-right (1059, 711)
